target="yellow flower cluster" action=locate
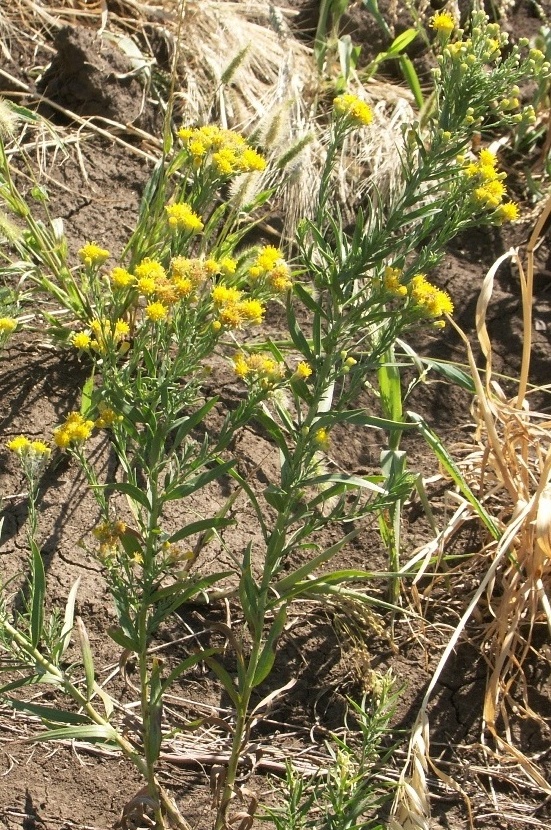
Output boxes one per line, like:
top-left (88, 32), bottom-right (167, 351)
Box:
top-left (53, 412), bottom-right (95, 448)
top-left (7, 435), bottom-right (50, 456)
top-left (293, 361), bottom-right (312, 380)
top-left (78, 243), bottom-right (110, 268)
top-left (93, 519), bottom-right (127, 560)
top-left (233, 352), bottom-right (284, 384)
top-left (131, 257), bottom-right (211, 314)
top-left (333, 93), bottom-right (373, 127)
top-left (146, 301), bottom-right (168, 322)
top-left (247, 246), bottom-right (292, 293)
top-left (110, 267), bottom-right (134, 289)
top-left (212, 285), bottom-right (265, 330)
top-left (72, 318), bottom-right (130, 353)
top-left (177, 125), bottom-right (266, 177)
top-left (165, 202), bottom-right (204, 234)
top-left (95, 406), bottom-right (123, 429)
top-left (465, 149), bottom-right (519, 221)
top-left (0, 317), bottom-right (17, 333)
top-left (430, 11), bottom-right (455, 36)
top-left (383, 266), bottom-right (407, 297)
top-left (313, 427), bottom-right (330, 451)
top-left (409, 274), bottom-right (454, 317)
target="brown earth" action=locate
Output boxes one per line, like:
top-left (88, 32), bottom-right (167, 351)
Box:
top-left (1, 2), bottom-right (550, 830)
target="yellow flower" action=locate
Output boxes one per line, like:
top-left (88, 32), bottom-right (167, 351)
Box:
top-left (79, 243), bottom-right (110, 267)
top-left (294, 362), bottom-right (312, 379)
top-left (237, 299), bottom-right (265, 325)
top-left (72, 331), bottom-right (92, 350)
top-left (0, 317), bottom-right (17, 333)
top-left (30, 440), bottom-right (50, 456)
top-left (136, 276), bottom-right (157, 295)
top-left (218, 304), bottom-right (243, 329)
top-left (165, 202), bottom-right (204, 234)
top-left (212, 285), bottom-right (242, 306)
top-left (54, 412), bottom-right (94, 448)
top-left (314, 427), bottom-right (330, 450)
top-left (110, 267), bottom-right (134, 288)
top-left (496, 201), bottom-right (520, 223)
top-left (145, 302), bottom-right (168, 322)
top-left (219, 257), bottom-right (237, 276)
top-left (114, 320), bottom-right (130, 340)
top-left (409, 275), bottom-right (453, 317)
top-left (268, 264), bottom-right (293, 292)
top-left (7, 435), bottom-right (31, 453)
top-left (134, 258), bottom-right (167, 283)
top-left (430, 11), bottom-right (455, 35)
top-left (95, 407), bottom-right (122, 429)
top-left (383, 266), bottom-right (407, 297)
top-left (478, 148), bottom-right (497, 169)
top-left (233, 354), bottom-right (250, 378)
top-left (173, 277), bottom-right (194, 298)
top-left (212, 148), bottom-right (239, 176)
top-left (333, 93), bottom-right (373, 127)
top-left (204, 258), bottom-right (219, 275)
top-left (238, 147), bottom-right (266, 172)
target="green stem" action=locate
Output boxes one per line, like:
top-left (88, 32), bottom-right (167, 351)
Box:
top-left (2, 619), bottom-right (148, 776)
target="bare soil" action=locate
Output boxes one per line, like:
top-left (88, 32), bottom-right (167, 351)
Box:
top-left (1, 3), bottom-right (550, 830)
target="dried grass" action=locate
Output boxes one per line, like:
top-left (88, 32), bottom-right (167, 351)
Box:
top-left (391, 197), bottom-right (551, 827)
top-left (0, 0), bottom-right (416, 236)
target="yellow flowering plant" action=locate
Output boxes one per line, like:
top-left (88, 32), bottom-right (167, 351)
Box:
top-left (0, 11), bottom-right (548, 830)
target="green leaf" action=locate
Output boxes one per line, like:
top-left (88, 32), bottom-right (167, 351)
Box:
top-left (286, 295), bottom-right (313, 361)
top-left (274, 529), bottom-right (359, 599)
top-left (163, 460), bottom-right (235, 502)
top-left (168, 517), bottom-right (233, 545)
top-left (170, 397), bottom-right (219, 450)
top-left (314, 409), bottom-right (415, 432)
top-left (407, 411), bottom-right (501, 539)
top-left (293, 282), bottom-right (324, 317)
top-left (59, 577), bottom-right (80, 658)
top-left (108, 481), bottom-right (151, 511)
top-left (30, 542), bottom-right (45, 649)
top-left (161, 648), bottom-right (219, 694)
top-left (386, 28), bottom-right (417, 56)
top-left (8, 699), bottom-right (90, 725)
top-left (251, 605), bottom-right (287, 687)
top-left (29, 724), bottom-right (118, 743)
top-left (107, 626), bottom-right (138, 652)
top-left (80, 374), bottom-right (95, 417)
top-left (302, 473), bottom-right (385, 493)
top-left (399, 55), bottom-right (424, 109)
top-left (203, 656), bottom-right (239, 706)
top-left (75, 617), bottom-right (95, 701)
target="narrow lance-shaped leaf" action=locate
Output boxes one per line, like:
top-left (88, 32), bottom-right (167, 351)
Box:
top-left (76, 617), bottom-right (95, 701)
top-left (59, 576), bottom-right (81, 659)
top-left (251, 605), bottom-right (287, 687)
top-left (30, 541), bottom-right (45, 650)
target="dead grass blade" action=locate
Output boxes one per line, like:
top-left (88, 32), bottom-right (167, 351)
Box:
top-left (393, 200), bottom-right (551, 824)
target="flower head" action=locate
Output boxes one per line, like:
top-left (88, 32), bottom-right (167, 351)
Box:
top-left (430, 12), bottom-right (455, 36)
top-left (7, 435), bottom-right (32, 453)
top-left (496, 201), bottom-right (520, 223)
top-left (72, 331), bottom-right (92, 350)
top-left (54, 412), bottom-right (95, 448)
top-left (294, 362), bottom-right (312, 380)
top-left (0, 317), bottom-right (17, 334)
top-left (110, 267), bottom-right (134, 289)
top-left (333, 94), bottom-right (373, 127)
top-left (145, 302), bottom-right (169, 322)
top-left (79, 243), bottom-right (110, 268)
top-left (166, 202), bottom-right (204, 234)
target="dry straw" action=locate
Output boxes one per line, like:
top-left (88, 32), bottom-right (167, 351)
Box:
top-left (391, 195), bottom-right (551, 826)
top-left (1, 0), bottom-right (415, 237)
